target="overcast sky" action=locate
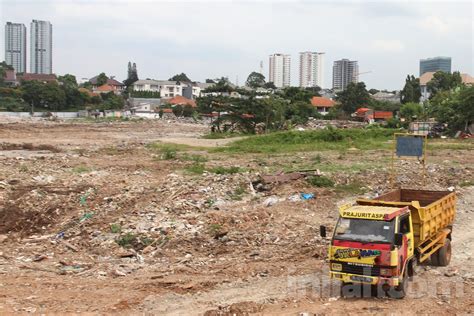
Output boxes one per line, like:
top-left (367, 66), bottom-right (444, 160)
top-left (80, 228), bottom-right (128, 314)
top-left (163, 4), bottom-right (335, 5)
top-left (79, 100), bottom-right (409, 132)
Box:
top-left (1, 0), bottom-right (472, 90)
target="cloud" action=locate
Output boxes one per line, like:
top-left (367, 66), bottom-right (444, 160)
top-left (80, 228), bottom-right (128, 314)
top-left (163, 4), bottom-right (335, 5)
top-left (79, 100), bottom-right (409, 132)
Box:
top-left (371, 40), bottom-right (405, 52)
top-left (418, 16), bottom-right (450, 34)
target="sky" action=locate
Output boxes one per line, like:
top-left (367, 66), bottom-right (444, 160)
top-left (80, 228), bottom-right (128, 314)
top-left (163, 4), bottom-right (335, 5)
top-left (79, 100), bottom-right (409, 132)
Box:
top-left (0, 0), bottom-right (472, 90)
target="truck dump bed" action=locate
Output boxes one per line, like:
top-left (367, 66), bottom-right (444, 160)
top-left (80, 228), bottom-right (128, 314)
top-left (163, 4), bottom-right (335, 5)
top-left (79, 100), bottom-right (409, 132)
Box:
top-left (356, 189), bottom-right (456, 248)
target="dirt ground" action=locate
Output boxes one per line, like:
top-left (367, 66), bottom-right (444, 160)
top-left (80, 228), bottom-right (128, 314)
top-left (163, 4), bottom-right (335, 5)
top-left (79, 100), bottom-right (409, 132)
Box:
top-left (0, 118), bottom-right (472, 315)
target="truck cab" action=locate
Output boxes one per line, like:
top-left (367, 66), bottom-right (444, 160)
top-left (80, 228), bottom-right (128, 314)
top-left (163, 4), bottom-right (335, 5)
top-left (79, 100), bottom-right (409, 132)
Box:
top-left (327, 204), bottom-right (416, 297)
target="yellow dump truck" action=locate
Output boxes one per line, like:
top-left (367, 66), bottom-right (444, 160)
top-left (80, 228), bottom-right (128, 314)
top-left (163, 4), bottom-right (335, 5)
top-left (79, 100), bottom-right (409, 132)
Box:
top-left (320, 189), bottom-right (456, 298)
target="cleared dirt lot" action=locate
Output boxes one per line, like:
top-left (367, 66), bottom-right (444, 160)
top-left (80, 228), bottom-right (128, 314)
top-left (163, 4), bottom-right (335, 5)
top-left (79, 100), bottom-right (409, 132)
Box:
top-left (0, 118), bottom-right (473, 314)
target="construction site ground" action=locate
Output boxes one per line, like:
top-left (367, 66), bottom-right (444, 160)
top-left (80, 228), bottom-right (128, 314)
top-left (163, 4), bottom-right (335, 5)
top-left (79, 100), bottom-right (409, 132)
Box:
top-left (0, 119), bottom-right (473, 315)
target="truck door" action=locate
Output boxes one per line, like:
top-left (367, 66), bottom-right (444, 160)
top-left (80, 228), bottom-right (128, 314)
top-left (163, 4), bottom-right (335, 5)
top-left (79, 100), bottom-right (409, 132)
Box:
top-left (398, 215), bottom-right (414, 264)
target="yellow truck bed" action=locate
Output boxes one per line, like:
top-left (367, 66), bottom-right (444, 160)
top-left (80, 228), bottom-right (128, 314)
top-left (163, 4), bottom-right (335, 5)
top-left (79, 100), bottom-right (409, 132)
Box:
top-left (356, 189), bottom-right (456, 250)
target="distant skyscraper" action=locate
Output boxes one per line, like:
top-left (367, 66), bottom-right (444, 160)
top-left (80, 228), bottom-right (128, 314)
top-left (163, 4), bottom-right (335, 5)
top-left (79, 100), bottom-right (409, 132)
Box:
top-left (332, 59), bottom-right (358, 90)
top-left (419, 57), bottom-right (451, 76)
top-left (5, 22), bottom-right (27, 73)
top-left (269, 53), bottom-right (291, 88)
top-left (299, 51), bottom-right (324, 88)
top-left (30, 19), bottom-right (52, 74)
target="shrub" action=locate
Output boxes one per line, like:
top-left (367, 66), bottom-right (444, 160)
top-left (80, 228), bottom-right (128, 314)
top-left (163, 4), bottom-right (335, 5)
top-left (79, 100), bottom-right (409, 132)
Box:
top-left (307, 175), bottom-right (335, 187)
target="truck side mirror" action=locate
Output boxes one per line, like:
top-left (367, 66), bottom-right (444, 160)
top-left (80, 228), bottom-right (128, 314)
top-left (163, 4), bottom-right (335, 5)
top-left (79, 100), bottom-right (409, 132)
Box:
top-left (320, 225), bottom-right (327, 238)
top-left (394, 233), bottom-right (403, 246)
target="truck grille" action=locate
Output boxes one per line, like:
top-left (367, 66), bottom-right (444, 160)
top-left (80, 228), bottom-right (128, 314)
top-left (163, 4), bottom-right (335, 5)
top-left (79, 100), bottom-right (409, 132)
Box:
top-left (337, 262), bottom-right (381, 276)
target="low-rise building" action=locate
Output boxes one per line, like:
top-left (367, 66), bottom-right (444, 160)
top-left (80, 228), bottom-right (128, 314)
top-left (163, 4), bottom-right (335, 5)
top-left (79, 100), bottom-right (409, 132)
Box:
top-left (132, 80), bottom-right (214, 99)
top-left (420, 72), bottom-right (474, 101)
top-left (3, 69), bottom-right (17, 86)
top-left (89, 76), bottom-right (125, 93)
top-left (311, 96), bottom-right (336, 115)
top-left (17, 73), bottom-right (57, 84)
top-left (371, 91), bottom-right (400, 103)
top-left (354, 107), bottom-right (393, 123)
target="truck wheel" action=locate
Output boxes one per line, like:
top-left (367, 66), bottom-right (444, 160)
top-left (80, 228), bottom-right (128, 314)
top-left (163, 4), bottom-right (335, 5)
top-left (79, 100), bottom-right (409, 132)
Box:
top-left (388, 269), bottom-right (408, 299)
top-left (437, 239), bottom-right (451, 266)
top-left (430, 251), bottom-right (439, 266)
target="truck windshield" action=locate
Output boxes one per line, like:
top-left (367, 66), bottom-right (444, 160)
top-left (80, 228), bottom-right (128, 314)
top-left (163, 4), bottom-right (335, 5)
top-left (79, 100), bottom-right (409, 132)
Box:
top-left (333, 217), bottom-right (395, 243)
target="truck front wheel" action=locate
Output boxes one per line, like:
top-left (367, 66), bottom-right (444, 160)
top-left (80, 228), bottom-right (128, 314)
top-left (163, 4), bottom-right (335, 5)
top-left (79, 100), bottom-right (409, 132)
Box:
top-left (437, 239), bottom-right (452, 266)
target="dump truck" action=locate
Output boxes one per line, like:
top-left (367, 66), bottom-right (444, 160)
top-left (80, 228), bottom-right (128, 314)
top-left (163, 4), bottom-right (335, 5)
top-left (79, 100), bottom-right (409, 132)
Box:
top-left (320, 189), bottom-right (456, 298)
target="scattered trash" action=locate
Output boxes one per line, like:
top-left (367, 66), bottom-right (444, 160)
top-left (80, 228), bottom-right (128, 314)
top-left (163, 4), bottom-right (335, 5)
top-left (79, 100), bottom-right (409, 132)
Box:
top-left (263, 196), bottom-right (279, 207)
top-left (300, 193), bottom-right (314, 200)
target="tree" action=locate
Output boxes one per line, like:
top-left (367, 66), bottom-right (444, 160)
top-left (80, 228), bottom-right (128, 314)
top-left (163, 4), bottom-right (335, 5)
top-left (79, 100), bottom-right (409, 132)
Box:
top-left (264, 82), bottom-right (277, 89)
top-left (400, 75), bottom-right (421, 104)
top-left (58, 74), bottom-right (78, 89)
top-left (369, 88), bottom-right (380, 95)
top-left (124, 61), bottom-right (139, 87)
top-left (205, 79), bottom-right (216, 84)
top-left (428, 85), bottom-right (474, 133)
top-left (169, 73), bottom-right (191, 82)
top-left (285, 101), bottom-right (315, 124)
top-left (400, 102), bottom-right (423, 120)
top-left (335, 82), bottom-right (371, 114)
top-left (21, 80), bottom-right (43, 112)
top-left (96, 73), bottom-right (108, 86)
top-left (427, 71), bottom-right (463, 98)
top-left (245, 72), bottom-right (266, 88)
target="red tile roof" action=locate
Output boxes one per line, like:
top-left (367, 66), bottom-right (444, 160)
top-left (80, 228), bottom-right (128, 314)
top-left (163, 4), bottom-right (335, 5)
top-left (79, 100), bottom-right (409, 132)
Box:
top-left (355, 107), bottom-right (371, 115)
top-left (89, 76), bottom-right (124, 86)
top-left (17, 73), bottom-right (57, 83)
top-left (168, 95), bottom-right (196, 107)
top-left (373, 111), bottom-right (393, 119)
top-left (311, 96), bottom-right (336, 108)
top-left (95, 84), bottom-right (116, 92)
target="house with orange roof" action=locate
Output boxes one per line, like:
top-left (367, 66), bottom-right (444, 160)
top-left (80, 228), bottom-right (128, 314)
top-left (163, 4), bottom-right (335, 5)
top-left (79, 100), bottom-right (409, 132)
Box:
top-left (311, 96), bottom-right (336, 115)
top-left (93, 84), bottom-right (122, 95)
top-left (166, 95), bottom-right (196, 107)
top-left (354, 107), bottom-right (393, 123)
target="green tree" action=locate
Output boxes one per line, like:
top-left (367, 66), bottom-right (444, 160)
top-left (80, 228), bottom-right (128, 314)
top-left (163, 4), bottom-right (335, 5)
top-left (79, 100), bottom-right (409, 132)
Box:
top-left (427, 71), bottom-right (463, 98)
top-left (124, 61), bottom-right (139, 88)
top-left (41, 82), bottom-right (66, 111)
top-left (21, 80), bottom-right (43, 112)
top-left (96, 73), bottom-right (108, 86)
top-left (245, 72), bottom-right (266, 88)
top-left (400, 75), bottom-right (421, 104)
top-left (285, 101), bottom-right (315, 124)
top-left (335, 82), bottom-right (371, 114)
top-left (400, 102), bottom-right (423, 120)
top-left (369, 88), bottom-right (380, 95)
top-left (264, 82), bottom-right (277, 89)
top-left (169, 73), bottom-right (191, 82)
top-left (428, 85), bottom-right (474, 133)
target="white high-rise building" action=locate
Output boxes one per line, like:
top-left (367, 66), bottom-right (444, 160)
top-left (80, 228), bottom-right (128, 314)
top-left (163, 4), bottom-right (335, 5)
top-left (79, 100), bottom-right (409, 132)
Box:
top-left (269, 53), bottom-right (291, 88)
top-left (30, 19), bottom-right (52, 74)
top-left (332, 59), bottom-right (358, 90)
top-left (299, 52), bottom-right (324, 88)
top-left (5, 22), bottom-right (27, 73)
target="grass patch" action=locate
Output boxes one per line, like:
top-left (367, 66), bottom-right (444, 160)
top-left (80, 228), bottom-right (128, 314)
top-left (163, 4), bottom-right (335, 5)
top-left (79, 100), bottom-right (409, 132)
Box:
top-left (307, 175), bottom-right (335, 187)
top-left (335, 182), bottom-right (368, 195)
top-left (116, 232), bottom-right (154, 249)
top-left (209, 166), bottom-right (242, 174)
top-left (185, 162), bottom-right (206, 174)
top-left (181, 153), bottom-right (208, 163)
top-left (72, 165), bottom-right (92, 173)
top-left (110, 223), bottom-right (122, 233)
top-left (202, 132), bottom-right (245, 139)
top-left (460, 180), bottom-right (474, 187)
top-left (229, 185), bottom-right (247, 200)
top-left (213, 128), bottom-right (398, 154)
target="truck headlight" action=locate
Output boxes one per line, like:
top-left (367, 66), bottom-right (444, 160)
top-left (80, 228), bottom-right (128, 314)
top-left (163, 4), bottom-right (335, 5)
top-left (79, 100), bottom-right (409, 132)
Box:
top-left (380, 268), bottom-right (396, 276)
top-left (331, 263), bottom-right (342, 271)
